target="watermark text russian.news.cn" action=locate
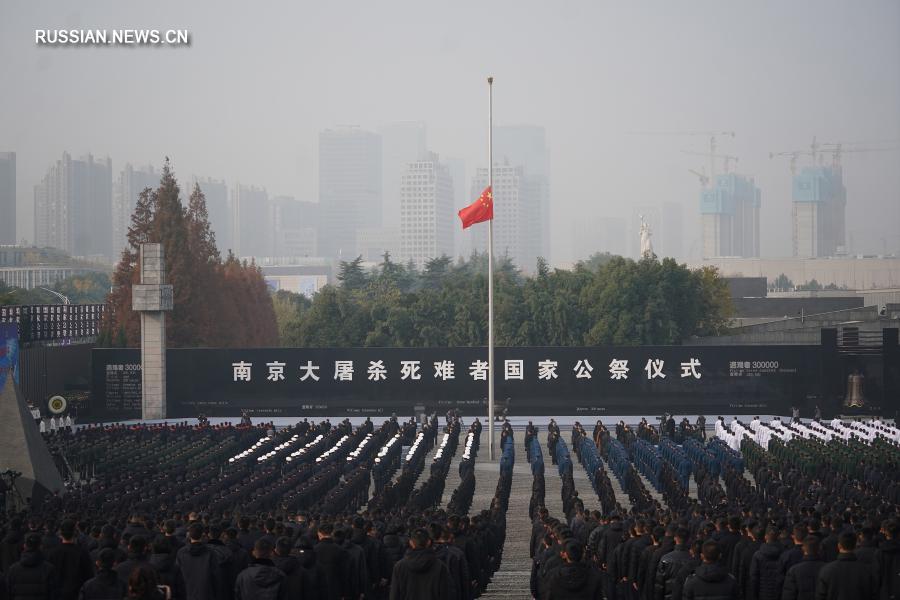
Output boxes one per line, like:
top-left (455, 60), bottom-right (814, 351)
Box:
top-left (35, 29), bottom-right (191, 46)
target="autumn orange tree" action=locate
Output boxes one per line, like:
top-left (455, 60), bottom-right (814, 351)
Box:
top-left (101, 160), bottom-right (278, 348)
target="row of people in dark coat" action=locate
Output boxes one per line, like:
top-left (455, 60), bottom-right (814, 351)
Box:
top-left (523, 420), bottom-right (899, 600)
top-left (1, 506), bottom-right (514, 600)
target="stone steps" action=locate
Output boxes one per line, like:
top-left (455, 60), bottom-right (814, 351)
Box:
top-left (481, 570), bottom-right (533, 599)
top-left (481, 432), bottom-right (532, 599)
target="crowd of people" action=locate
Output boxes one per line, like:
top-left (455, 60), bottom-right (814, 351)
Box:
top-left (2, 411), bottom-right (898, 599)
top-left (1, 414), bottom-right (511, 600)
top-left (527, 416), bottom-right (898, 600)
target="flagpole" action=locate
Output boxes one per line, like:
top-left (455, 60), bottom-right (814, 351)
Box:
top-left (487, 76), bottom-right (495, 461)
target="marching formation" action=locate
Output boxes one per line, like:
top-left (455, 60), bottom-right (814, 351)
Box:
top-left (2, 416), bottom-right (510, 600)
top-left (527, 417), bottom-right (897, 600)
top-left (0, 414), bottom-right (897, 599)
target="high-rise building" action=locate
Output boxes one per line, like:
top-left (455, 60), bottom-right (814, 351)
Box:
top-left (34, 152), bottom-right (113, 260)
top-left (443, 157), bottom-right (467, 259)
top-left (231, 184), bottom-right (271, 258)
top-left (113, 164), bottom-right (157, 258)
top-left (272, 196), bottom-right (319, 257)
top-left (381, 122), bottom-right (426, 230)
top-left (700, 173), bottom-right (761, 258)
top-left (494, 126), bottom-right (550, 261)
top-left (318, 127), bottom-right (382, 260)
top-left (192, 177), bottom-right (230, 253)
top-left (792, 166), bottom-right (846, 257)
top-left (0, 153), bottom-right (15, 245)
top-left (399, 153), bottom-right (454, 268)
top-left (471, 164), bottom-right (541, 272)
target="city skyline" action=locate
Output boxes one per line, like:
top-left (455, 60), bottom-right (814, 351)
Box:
top-left (2, 1), bottom-right (898, 264)
top-left (6, 133), bottom-right (898, 266)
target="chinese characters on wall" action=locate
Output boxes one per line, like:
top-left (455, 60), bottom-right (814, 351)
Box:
top-left (231, 357), bottom-right (704, 383)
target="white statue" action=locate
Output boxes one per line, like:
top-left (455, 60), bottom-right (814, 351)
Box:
top-left (639, 215), bottom-right (654, 258)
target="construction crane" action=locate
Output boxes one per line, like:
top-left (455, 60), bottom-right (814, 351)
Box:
top-left (769, 136), bottom-right (821, 175)
top-left (771, 138), bottom-right (899, 173)
top-left (819, 141), bottom-right (900, 168)
top-left (682, 150), bottom-right (739, 174)
top-left (688, 167), bottom-right (710, 187)
top-left (769, 150), bottom-right (804, 175)
top-left (628, 130), bottom-right (735, 179)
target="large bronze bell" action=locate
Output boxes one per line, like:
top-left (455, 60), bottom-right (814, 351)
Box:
top-left (844, 372), bottom-right (865, 408)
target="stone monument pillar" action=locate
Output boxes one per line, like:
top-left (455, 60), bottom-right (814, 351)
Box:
top-left (132, 243), bottom-right (173, 420)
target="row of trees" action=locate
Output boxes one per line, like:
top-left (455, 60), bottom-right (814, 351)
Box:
top-left (769, 273), bottom-right (848, 292)
top-left (0, 272), bottom-right (111, 306)
top-left (101, 161), bottom-right (278, 348)
top-left (278, 251), bottom-right (732, 348)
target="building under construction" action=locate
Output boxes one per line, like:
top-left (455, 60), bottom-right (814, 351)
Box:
top-left (700, 172), bottom-right (761, 258)
top-left (792, 165), bottom-right (847, 258)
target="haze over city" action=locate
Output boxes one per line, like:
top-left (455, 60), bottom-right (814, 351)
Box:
top-left (2, 0), bottom-right (899, 264)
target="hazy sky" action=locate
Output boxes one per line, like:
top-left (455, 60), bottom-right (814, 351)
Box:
top-left (2, 0), bottom-right (899, 264)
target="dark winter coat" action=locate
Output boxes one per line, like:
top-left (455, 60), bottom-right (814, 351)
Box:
top-left (876, 539), bottom-right (900, 600)
top-left (543, 561), bottom-right (603, 600)
top-left (656, 547), bottom-right (693, 600)
top-left (233, 558), bottom-right (286, 600)
top-left (149, 552), bottom-right (184, 600)
top-left (643, 539), bottom-right (675, 600)
top-left (175, 542), bottom-right (222, 600)
top-left (77, 569), bottom-right (127, 600)
top-left (717, 531), bottom-right (742, 570)
top-left (113, 554), bottom-right (155, 586)
top-left (300, 546), bottom-right (329, 600)
top-left (313, 538), bottom-right (350, 600)
top-left (781, 556), bottom-right (824, 600)
top-left (1, 529), bottom-right (23, 573)
top-left (735, 540), bottom-right (761, 600)
top-left (342, 539), bottom-right (368, 600)
top-left (48, 542), bottom-right (94, 600)
top-left (815, 553), bottom-right (878, 600)
top-left (597, 522), bottom-right (624, 566)
top-left (750, 542), bottom-right (783, 600)
top-left (434, 542), bottom-right (471, 600)
top-left (382, 534), bottom-right (406, 581)
top-left (682, 563), bottom-right (740, 600)
top-left (673, 558), bottom-right (702, 600)
top-left (777, 546), bottom-right (804, 592)
top-left (5, 550), bottom-right (58, 600)
top-left (388, 547), bottom-right (450, 600)
top-left (121, 523), bottom-right (153, 544)
top-left (272, 555), bottom-right (303, 599)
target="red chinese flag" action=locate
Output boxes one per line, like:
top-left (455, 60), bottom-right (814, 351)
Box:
top-left (458, 186), bottom-right (493, 229)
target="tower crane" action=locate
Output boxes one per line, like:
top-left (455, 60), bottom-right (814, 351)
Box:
top-left (771, 138), bottom-right (899, 173)
top-left (769, 150), bottom-right (804, 175)
top-left (769, 136), bottom-right (821, 175)
top-left (818, 141), bottom-right (900, 168)
top-left (628, 130), bottom-right (735, 179)
top-left (682, 150), bottom-right (739, 174)
top-left (687, 167), bottom-right (710, 187)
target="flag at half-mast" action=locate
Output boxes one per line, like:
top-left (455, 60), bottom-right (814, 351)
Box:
top-left (458, 186), bottom-right (493, 229)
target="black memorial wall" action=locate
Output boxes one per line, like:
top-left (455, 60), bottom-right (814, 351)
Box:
top-left (90, 345), bottom-right (831, 422)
